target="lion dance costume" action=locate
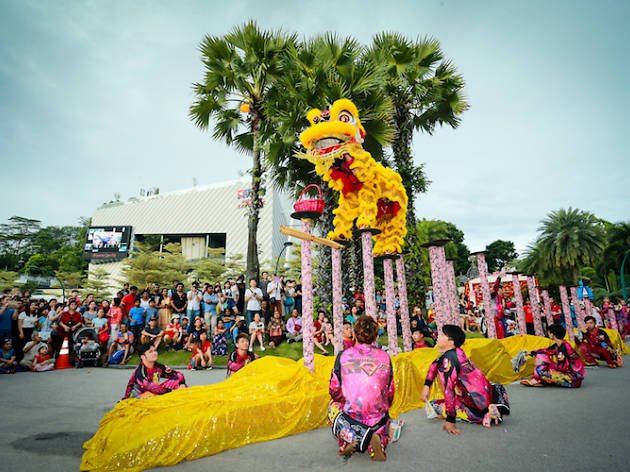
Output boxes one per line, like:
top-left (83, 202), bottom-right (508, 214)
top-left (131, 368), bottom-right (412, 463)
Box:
top-left (298, 99), bottom-right (407, 256)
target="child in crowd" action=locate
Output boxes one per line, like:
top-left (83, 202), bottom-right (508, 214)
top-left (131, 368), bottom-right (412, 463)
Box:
top-left (248, 312), bottom-right (266, 352)
top-left (576, 316), bottom-right (621, 368)
top-left (521, 324), bottom-right (584, 388)
top-left (189, 330), bottom-right (213, 370)
top-left (144, 299), bottom-right (159, 325)
top-left (312, 311), bottom-right (329, 355)
top-left (128, 299), bottom-right (146, 346)
top-left (93, 308), bottom-right (109, 351)
top-left (107, 322), bottom-right (135, 365)
top-left (226, 333), bottom-right (258, 378)
top-left (342, 321), bottom-right (355, 350)
top-left (32, 345), bottom-right (55, 372)
top-left (212, 319), bottom-right (228, 356)
top-left (0, 338), bottom-right (18, 374)
top-left (421, 325), bottom-right (504, 434)
top-left (164, 314), bottom-right (183, 351)
top-left (411, 329), bottom-right (431, 349)
top-left (185, 317), bottom-right (206, 352)
top-left (322, 316), bottom-right (333, 346)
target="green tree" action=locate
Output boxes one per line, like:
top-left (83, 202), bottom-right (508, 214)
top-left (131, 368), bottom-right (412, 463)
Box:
top-left (121, 243), bottom-right (191, 288)
top-left (520, 208), bottom-right (606, 285)
top-left (82, 268), bottom-right (114, 299)
top-left (0, 270), bottom-right (18, 292)
top-left (0, 216), bottom-right (41, 269)
top-left (190, 21), bottom-right (297, 283)
top-left (55, 271), bottom-right (84, 290)
top-left (485, 240), bottom-right (518, 272)
top-left (364, 33), bottom-right (468, 229)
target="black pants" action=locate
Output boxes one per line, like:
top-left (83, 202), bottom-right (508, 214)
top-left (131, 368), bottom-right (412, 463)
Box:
top-left (526, 322), bottom-right (535, 335)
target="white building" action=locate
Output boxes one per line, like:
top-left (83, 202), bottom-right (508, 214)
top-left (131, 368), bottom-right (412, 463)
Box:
top-left (89, 179), bottom-right (294, 285)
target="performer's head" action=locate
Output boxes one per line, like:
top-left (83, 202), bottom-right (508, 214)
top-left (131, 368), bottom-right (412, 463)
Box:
top-left (235, 333), bottom-right (250, 351)
top-left (547, 323), bottom-right (566, 341)
top-left (138, 343), bottom-right (158, 364)
top-left (439, 324), bottom-right (465, 351)
top-left (584, 316), bottom-right (596, 330)
top-left (353, 315), bottom-right (379, 345)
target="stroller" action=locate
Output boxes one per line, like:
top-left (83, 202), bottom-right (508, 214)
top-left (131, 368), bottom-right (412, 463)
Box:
top-left (73, 327), bottom-right (101, 368)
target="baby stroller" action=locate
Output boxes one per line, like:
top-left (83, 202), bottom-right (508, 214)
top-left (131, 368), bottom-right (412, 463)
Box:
top-left (73, 327), bottom-right (101, 368)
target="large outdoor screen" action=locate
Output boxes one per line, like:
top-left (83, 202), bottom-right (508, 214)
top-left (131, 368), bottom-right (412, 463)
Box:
top-left (83, 226), bottom-right (132, 262)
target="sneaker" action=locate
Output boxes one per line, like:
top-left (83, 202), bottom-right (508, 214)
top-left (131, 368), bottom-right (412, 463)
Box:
top-left (248, 345), bottom-right (253, 352)
top-left (482, 404), bottom-right (503, 428)
top-left (520, 377), bottom-right (543, 387)
top-left (260, 346), bottom-right (265, 351)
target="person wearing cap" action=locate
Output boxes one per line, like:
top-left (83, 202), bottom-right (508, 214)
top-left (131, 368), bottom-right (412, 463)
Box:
top-left (164, 314), bottom-right (183, 351)
top-left (141, 316), bottom-right (164, 349)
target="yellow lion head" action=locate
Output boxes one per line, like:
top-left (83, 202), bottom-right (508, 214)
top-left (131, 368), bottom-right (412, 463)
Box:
top-left (299, 99), bottom-right (365, 159)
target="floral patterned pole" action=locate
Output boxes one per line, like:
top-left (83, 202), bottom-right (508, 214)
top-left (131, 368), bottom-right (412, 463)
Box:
top-left (396, 255), bottom-right (412, 352)
top-left (332, 247), bottom-right (343, 356)
top-left (472, 251), bottom-right (497, 339)
top-left (570, 286), bottom-right (585, 328)
top-left (542, 289), bottom-right (554, 327)
top-left (446, 259), bottom-right (459, 325)
top-left (527, 276), bottom-right (544, 337)
top-left (425, 241), bottom-right (450, 333)
top-left (583, 298), bottom-right (593, 324)
top-left (511, 273), bottom-right (527, 335)
top-left (559, 285), bottom-right (574, 341)
top-left (607, 307), bottom-right (619, 331)
top-left (360, 230), bottom-right (377, 320)
top-left (383, 257), bottom-right (398, 356)
top-left (301, 219), bottom-right (314, 372)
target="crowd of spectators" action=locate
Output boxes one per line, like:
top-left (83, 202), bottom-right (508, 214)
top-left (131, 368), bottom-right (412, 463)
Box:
top-left (2, 272), bottom-right (626, 374)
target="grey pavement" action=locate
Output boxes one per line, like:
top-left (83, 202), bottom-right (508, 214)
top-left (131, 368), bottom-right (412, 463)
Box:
top-left (1, 363), bottom-right (629, 472)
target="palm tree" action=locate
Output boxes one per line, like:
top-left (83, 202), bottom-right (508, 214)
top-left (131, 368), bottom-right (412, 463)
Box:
top-left (262, 33), bottom-right (396, 307)
top-left (190, 21), bottom-right (297, 282)
top-left (525, 208), bottom-right (605, 284)
top-left (364, 33), bottom-right (469, 228)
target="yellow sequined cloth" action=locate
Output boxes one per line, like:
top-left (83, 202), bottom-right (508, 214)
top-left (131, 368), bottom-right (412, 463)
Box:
top-left (81, 330), bottom-right (628, 471)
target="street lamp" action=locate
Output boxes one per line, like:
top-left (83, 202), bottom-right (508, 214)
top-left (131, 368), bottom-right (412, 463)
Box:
top-left (28, 265), bottom-right (66, 302)
top-left (275, 242), bottom-right (294, 275)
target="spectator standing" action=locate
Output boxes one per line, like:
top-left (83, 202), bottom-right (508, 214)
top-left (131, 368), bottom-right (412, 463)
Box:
top-left (260, 272), bottom-right (270, 303)
top-left (158, 288), bottom-right (172, 329)
top-left (235, 276), bottom-right (246, 316)
top-left (93, 308), bottom-right (110, 356)
top-left (121, 286), bottom-right (139, 316)
top-left (144, 299), bottom-right (159, 325)
top-left (108, 298), bottom-right (124, 341)
top-left (244, 278), bottom-right (263, 325)
top-left (187, 282), bottom-right (202, 323)
top-left (284, 281), bottom-right (296, 317)
top-left (286, 309), bottom-right (303, 343)
top-left (0, 296), bottom-right (15, 341)
top-left (170, 283), bottom-right (188, 322)
top-left (17, 304), bottom-right (39, 361)
top-left (128, 299), bottom-right (146, 346)
top-left (139, 290), bottom-right (152, 310)
top-left (58, 300), bottom-right (83, 364)
top-left (267, 275), bottom-right (284, 318)
top-left (203, 285), bottom-right (220, 335)
top-left (82, 301), bottom-right (99, 328)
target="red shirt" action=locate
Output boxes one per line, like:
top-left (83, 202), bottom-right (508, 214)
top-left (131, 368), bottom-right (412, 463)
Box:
top-left (59, 311), bottom-right (82, 335)
top-left (524, 306), bottom-right (533, 323)
top-left (121, 293), bottom-right (137, 315)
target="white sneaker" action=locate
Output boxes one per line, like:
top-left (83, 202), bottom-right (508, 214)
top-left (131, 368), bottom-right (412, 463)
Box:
top-left (261, 346), bottom-right (266, 351)
top-left (248, 345), bottom-right (253, 352)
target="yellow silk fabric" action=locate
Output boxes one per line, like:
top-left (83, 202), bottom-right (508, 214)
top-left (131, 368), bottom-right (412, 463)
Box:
top-left (81, 331), bottom-right (628, 471)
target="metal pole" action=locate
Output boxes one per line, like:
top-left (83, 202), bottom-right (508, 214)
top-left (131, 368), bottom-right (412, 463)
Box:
top-left (274, 242), bottom-right (292, 276)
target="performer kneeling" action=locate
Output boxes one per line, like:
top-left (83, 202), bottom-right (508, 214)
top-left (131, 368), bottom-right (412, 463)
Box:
top-left (328, 315), bottom-right (394, 461)
top-left (421, 324), bottom-right (505, 434)
top-left (521, 324), bottom-right (584, 388)
top-left (577, 316), bottom-right (622, 368)
top-left (123, 343), bottom-right (187, 400)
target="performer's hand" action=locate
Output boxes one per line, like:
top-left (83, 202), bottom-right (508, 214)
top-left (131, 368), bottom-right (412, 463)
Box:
top-left (442, 422), bottom-right (462, 435)
top-left (420, 385), bottom-right (430, 402)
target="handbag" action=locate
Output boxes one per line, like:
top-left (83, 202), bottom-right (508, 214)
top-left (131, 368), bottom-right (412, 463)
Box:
top-left (98, 331), bottom-right (110, 343)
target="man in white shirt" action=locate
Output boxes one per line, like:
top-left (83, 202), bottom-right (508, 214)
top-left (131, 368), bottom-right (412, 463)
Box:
top-left (267, 274), bottom-right (283, 318)
top-left (245, 279), bottom-right (263, 325)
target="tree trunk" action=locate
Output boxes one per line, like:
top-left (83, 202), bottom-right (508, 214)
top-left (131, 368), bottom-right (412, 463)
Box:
top-left (246, 111), bottom-right (262, 283)
top-left (572, 265), bottom-right (579, 285)
top-left (392, 106), bottom-right (417, 232)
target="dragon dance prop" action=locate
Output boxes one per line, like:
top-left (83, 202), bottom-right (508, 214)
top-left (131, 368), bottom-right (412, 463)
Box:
top-left (81, 331), bottom-right (630, 471)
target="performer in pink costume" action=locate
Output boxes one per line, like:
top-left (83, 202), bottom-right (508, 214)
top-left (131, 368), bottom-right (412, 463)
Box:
top-left (328, 315), bottom-right (394, 461)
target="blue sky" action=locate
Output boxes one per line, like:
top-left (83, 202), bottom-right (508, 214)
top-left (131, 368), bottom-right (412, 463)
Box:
top-left (1, 0), bottom-right (628, 253)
